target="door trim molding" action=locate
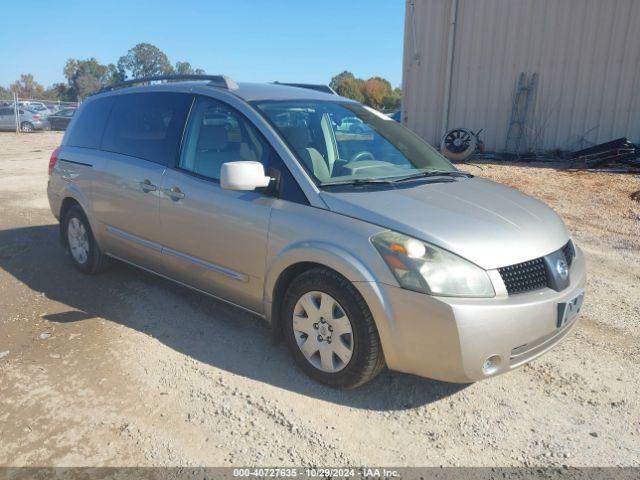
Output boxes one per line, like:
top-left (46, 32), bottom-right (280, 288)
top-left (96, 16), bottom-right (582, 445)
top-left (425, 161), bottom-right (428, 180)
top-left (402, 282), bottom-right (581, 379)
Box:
top-left (105, 225), bottom-right (163, 252)
top-left (106, 253), bottom-right (263, 318)
top-left (162, 245), bottom-right (248, 282)
top-left (105, 224), bottom-right (248, 282)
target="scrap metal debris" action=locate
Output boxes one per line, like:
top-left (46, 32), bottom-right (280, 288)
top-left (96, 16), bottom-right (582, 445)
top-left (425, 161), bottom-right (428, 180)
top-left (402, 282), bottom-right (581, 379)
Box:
top-left (569, 138), bottom-right (640, 169)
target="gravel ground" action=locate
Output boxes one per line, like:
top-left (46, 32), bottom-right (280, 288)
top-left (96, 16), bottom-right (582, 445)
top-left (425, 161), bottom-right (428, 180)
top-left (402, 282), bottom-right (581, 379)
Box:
top-left (0, 131), bottom-right (638, 467)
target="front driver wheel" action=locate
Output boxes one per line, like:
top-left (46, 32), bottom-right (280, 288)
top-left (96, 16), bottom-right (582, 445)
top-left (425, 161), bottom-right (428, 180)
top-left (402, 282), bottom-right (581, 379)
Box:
top-left (283, 267), bottom-right (385, 388)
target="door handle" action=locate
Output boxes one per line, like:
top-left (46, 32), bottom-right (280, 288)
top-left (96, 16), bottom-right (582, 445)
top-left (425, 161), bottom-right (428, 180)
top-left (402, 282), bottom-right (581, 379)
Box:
top-left (140, 179), bottom-right (157, 192)
top-left (164, 186), bottom-right (185, 200)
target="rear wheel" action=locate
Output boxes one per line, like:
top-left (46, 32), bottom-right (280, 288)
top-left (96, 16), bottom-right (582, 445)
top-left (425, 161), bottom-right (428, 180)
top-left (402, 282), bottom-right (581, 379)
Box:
top-left (20, 122), bottom-right (34, 133)
top-left (63, 205), bottom-right (110, 274)
top-left (283, 267), bottom-right (385, 388)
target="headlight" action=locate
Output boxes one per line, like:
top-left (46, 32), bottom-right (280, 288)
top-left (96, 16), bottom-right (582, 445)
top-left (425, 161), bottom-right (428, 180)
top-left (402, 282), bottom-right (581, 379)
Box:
top-left (371, 231), bottom-right (495, 297)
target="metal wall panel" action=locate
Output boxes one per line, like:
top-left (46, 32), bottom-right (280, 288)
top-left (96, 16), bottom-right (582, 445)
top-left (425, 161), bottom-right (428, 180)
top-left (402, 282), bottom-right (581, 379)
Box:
top-left (403, 0), bottom-right (640, 152)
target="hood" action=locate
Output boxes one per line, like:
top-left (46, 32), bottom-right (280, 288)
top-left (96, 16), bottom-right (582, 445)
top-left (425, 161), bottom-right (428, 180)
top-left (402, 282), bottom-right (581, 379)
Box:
top-left (320, 177), bottom-right (569, 270)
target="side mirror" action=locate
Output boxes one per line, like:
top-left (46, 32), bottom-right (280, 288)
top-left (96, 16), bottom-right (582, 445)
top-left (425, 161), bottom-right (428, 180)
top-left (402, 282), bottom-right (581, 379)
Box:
top-left (220, 161), bottom-right (271, 191)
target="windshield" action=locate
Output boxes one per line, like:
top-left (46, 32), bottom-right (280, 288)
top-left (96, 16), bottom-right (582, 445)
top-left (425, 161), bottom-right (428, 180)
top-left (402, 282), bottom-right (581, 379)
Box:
top-left (253, 100), bottom-right (456, 185)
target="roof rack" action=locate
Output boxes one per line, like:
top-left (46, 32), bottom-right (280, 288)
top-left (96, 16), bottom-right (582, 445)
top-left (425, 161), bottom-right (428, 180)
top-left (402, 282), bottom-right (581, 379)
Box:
top-left (97, 74), bottom-right (239, 94)
top-left (273, 82), bottom-right (337, 95)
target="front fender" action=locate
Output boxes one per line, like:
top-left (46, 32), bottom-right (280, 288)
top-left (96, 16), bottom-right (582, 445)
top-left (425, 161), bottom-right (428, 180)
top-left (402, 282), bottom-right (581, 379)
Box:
top-left (263, 240), bottom-right (404, 368)
top-left (264, 240), bottom-right (379, 305)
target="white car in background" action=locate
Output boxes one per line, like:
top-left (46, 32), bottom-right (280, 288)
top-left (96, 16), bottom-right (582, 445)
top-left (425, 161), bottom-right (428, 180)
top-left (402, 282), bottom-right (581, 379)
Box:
top-left (336, 116), bottom-right (369, 134)
top-left (18, 101), bottom-right (53, 117)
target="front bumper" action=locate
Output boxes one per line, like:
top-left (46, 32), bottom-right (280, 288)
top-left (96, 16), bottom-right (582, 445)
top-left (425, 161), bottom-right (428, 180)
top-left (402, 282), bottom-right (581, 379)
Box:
top-left (358, 246), bottom-right (586, 383)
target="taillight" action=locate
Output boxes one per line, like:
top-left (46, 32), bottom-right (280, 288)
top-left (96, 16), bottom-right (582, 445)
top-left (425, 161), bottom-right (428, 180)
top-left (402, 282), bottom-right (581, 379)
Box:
top-left (33, 114), bottom-right (41, 120)
top-left (49, 146), bottom-right (62, 175)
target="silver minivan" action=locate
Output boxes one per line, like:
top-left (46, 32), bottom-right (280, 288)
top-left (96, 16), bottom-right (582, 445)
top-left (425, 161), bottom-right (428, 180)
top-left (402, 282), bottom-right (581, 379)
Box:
top-left (47, 75), bottom-right (586, 388)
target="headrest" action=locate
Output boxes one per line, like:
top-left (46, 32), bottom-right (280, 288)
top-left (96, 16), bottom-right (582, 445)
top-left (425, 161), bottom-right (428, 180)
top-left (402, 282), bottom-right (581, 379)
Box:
top-left (198, 125), bottom-right (228, 151)
top-left (281, 126), bottom-right (311, 152)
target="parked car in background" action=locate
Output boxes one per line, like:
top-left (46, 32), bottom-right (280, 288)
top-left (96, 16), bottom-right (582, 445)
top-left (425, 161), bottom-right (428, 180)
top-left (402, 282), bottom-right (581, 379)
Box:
top-left (47, 108), bottom-right (76, 130)
top-left (336, 116), bottom-right (368, 133)
top-left (44, 104), bottom-right (62, 114)
top-left (0, 106), bottom-right (49, 132)
top-left (47, 76), bottom-right (585, 388)
top-left (18, 101), bottom-right (52, 117)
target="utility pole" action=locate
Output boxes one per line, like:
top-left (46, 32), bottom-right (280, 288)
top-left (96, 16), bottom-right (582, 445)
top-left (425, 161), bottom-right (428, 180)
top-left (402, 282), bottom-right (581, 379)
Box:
top-left (13, 92), bottom-right (19, 133)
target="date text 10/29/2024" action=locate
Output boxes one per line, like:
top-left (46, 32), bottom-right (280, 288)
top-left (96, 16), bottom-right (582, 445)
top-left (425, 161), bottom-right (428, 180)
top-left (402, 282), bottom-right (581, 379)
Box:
top-left (233, 468), bottom-right (400, 478)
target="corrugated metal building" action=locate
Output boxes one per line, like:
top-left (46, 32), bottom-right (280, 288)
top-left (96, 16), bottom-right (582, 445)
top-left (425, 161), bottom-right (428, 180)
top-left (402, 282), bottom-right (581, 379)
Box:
top-left (402, 0), bottom-right (640, 152)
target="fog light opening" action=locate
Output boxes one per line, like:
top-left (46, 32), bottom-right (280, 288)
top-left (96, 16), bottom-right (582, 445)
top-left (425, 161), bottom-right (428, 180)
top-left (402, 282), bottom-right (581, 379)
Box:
top-left (482, 355), bottom-right (502, 376)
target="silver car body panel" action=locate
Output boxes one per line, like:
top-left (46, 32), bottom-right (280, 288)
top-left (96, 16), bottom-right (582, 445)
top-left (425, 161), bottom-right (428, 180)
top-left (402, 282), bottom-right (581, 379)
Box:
top-left (157, 167), bottom-right (273, 312)
top-left (320, 177), bottom-right (569, 270)
top-left (47, 80), bottom-right (586, 383)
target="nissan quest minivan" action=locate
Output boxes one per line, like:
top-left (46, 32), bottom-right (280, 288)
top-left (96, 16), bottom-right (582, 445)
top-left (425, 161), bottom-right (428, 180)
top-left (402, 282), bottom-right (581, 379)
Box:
top-left (47, 75), bottom-right (586, 388)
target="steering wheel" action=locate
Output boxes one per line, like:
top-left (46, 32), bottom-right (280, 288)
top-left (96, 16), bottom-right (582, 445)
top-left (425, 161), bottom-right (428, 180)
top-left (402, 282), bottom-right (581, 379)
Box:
top-left (351, 151), bottom-right (375, 162)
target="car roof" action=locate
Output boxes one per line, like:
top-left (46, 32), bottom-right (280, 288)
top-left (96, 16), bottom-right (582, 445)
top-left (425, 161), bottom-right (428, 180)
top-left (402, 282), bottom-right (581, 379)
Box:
top-left (91, 80), bottom-right (354, 104)
top-left (233, 82), bottom-right (347, 102)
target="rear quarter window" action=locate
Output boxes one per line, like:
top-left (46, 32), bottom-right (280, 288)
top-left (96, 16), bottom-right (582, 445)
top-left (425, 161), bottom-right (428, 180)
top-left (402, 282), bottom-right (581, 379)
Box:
top-left (66, 97), bottom-right (115, 149)
top-left (101, 92), bottom-right (192, 166)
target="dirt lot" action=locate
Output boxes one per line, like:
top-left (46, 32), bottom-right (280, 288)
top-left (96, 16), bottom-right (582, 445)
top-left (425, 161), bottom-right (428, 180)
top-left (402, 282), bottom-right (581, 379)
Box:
top-left (0, 131), bottom-right (639, 467)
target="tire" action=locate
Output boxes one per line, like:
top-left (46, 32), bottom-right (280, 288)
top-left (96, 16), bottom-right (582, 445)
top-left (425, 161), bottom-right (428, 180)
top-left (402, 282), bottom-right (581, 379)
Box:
top-left (439, 128), bottom-right (478, 162)
top-left (63, 205), bottom-right (110, 274)
top-left (20, 122), bottom-right (34, 133)
top-left (282, 267), bottom-right (385, 388)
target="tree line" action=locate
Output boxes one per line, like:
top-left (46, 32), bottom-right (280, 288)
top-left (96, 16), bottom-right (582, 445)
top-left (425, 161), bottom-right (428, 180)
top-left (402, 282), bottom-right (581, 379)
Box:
top-left (0, 43), bottom-right (204, 102)
top-left (1, 43), bottom-right (401, 110)
top-left (330, 71), bottom-right (401, 111)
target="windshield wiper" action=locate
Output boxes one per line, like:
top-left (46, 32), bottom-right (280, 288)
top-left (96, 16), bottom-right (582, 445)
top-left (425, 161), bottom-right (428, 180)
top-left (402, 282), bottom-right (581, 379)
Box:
top-left (320, 170), bottom-right (473, 187)
top-left (389, 170), bottom-right (473, 182)
top-left (320, 178), bottom-right (396, 187)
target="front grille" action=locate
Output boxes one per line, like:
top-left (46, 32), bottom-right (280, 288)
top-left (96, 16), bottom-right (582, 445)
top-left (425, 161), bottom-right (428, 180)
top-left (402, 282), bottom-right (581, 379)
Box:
top-left (498, 241), bottom-right (575, 295)
top-left (562, 241), bottom-right (575, 266)
top-left (498, 257), bottom-right (548, 294)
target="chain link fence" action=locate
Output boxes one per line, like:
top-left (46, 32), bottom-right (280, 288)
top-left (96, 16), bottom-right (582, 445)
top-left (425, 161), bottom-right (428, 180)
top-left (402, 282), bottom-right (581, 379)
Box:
top-left (0, 92), bottom-right (78, 133)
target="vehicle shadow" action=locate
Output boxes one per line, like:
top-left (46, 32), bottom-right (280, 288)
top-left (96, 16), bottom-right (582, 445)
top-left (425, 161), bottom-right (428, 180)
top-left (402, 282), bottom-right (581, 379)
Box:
top-left (0, 224), bottom-right (467, 411)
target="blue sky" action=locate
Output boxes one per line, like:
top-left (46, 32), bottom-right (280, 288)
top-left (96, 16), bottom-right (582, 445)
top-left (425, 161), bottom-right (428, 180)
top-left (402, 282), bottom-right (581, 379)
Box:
top-left (0, 0), bottom-right (405, 88)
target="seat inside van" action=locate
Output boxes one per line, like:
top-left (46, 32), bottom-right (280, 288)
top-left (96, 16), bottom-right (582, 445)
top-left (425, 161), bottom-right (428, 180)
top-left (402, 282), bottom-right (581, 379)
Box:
top-left (181, 104), bottom-right (259, 180)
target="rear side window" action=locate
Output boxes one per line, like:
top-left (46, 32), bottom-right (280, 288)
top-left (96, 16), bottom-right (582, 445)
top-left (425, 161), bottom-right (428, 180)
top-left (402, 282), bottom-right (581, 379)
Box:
top-left (66, 97), bottom-right (115, 149)
top-left (101, 92), bottom-right (192, 166)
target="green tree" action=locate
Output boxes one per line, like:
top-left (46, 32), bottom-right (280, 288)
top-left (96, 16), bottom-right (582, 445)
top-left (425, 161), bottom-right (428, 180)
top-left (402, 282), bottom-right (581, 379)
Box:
top-left (0, 86), bottom-right (11, 101)
top-left (330, 71), bottom-right (365, 102)
top-left (329, 71), bottom-right (400, 109)
top-left (174, 61), bottom-right (205, 75)
top-left (46, 83), bottom-right (74, 102)
top-left (64, 58), bottom-right (119, 99)
top-left (9, 74), bottom-right (45, 98)
top-left (117, 43), bottom-right (174, 79)
top-left (107, 64), bottom-right (125, 84)
top-left (338, 78), bottom-right (365, 103)
top-left (330, 71), bottom-right (356, 91)
top-left (382, 87), bottom-right (402, 111)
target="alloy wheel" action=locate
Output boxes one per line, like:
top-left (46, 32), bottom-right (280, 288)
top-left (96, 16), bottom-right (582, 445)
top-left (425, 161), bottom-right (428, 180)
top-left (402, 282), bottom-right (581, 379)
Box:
top-left (292, 291), bottom-right (354, 373)
top-left (67, 217), bottom-right (89, 265)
